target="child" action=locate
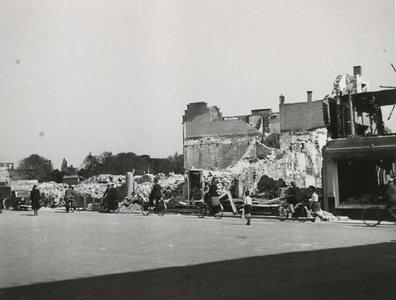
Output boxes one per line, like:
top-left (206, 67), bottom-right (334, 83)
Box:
top-left (243, 190), bottom-right (252, 225)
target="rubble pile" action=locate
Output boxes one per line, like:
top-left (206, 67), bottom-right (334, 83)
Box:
top-left (37, 173), bottom-right (186, 212)
top-left (117, 202), bottom-right (142, 214)
top-left (134, 173), bottom-right (185, 200)
top-left (74, 182), bottom-right (109, 198)
top-left (38, 182), bottom-right (65, 200)
top-left (228, 129), bottom-right (327, 192)
top-left (198, 171), bottom-right (237, 195)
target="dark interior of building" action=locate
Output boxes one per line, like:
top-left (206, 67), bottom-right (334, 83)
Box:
top-left (337, 157), bottom-right (395, 204)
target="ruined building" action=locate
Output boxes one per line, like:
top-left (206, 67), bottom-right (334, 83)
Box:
top-left (182, 91), bottom-right (328, 197)
top-left (321, 66), bottom-right (396, 216)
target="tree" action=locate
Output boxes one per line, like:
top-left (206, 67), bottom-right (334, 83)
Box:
top-left (81, 152), bottom-right (101, 177)
top-left (18, 154), bottom-right (53, 182)
top-left (48, 169), bottom-right (64, 183)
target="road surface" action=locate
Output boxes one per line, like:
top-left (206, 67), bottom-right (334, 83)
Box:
top-left (0, 208), bottom-right (395, 299)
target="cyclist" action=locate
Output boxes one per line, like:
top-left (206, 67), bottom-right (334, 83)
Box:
top-left (385, 177), bottom-right (396, 217)
top-left (64, 185), bottom-right (77, 209)
top-left (207, 178), bottom-right (221, 214)
top-left (149, 177), bottom-right (162, 212)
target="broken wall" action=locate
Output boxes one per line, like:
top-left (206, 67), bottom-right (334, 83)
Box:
top-left (279, 100), bottom-right (325, 131)
top-left (184, 136), bottom-right (257, 170)
top-left (230, 128), bottom-right (328, 191)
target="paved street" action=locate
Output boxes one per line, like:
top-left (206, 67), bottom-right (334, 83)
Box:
top-left (0, 208), bottom-right (395, 300)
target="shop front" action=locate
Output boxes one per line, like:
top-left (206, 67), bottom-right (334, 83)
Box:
top-left (322, 135), bottom-right (396, 217)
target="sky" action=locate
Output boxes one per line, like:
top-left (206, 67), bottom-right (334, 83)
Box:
top-left (0, 0), bottom-right (395, 170)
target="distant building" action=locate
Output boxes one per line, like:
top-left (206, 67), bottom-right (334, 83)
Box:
top-left (62, 175), bottom-right (80, 186)
top-left (0, 163), bottom-right (14, 183)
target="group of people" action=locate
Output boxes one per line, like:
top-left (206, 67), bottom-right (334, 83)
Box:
top-left (24, 175), bottom-right (396, 221)
top-left (284, 178), bottom-right (396, 219)
top-left (284, 182), bottom-right (321, 218)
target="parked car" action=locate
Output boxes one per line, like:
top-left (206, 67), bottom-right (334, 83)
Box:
top-left (0, 186), bottom-right (11, 210)
top-left (11, 190), bottom-right (32, 210)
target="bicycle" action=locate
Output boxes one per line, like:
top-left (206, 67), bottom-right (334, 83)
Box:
top-left (362, 201), bottom-right (396, 227)
top-left (276, 198), bottom-right (319, 222)
top-left (99, 198), bottom-right (119, 214)
top-left (65, 197), bottom-right (80, 213)
top-left (141, 198), bottom-right (167, 217)
top-left (276, 199), bottom-right (290, 221)
top-left (188, 199), bottom-right (224, 219)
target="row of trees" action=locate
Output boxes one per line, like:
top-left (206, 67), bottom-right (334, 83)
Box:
top-left (78, 151), bottom-right (184, 179)
top-left (14, 152), bottom-right (184, 183)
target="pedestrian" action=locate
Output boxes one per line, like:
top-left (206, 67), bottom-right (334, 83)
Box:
top-left (286, 181), bottom-right (300, 213)
top-left (308, 185), bottom-right (320, 217)
top-left (149, 177), bottom-right (162, 212)
top-left (243, 190), bottom-right (252, 225)
top-left (30, 185), bottom-right (41, 216)
top-left (385, 177), bottom-right (396, 217)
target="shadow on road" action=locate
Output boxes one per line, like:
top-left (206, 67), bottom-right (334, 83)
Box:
top-left (1, 242), bottom-right (395, 300)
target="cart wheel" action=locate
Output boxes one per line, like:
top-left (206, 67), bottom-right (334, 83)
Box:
top-left (141, 203), bottom-right (150, 216)
top-left (213, 205), bottom-right (224, 219)
top-left (196, 203), bottom-right (206, 218)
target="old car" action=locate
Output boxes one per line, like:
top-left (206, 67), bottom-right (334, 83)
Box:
top-left (11, 190), bottom-right (32, 210)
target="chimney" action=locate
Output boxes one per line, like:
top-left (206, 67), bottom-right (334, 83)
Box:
top-left (307, 91), bottom-right (312, 102)
top-left (279, 94), bottom-right (285, 105)
top-left (353, 66), bottom-right (362, 76)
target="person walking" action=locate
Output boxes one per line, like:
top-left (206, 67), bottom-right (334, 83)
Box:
top-left (30, 185), bottom-right (41, 216)
top-left (243, 190), bottom-right (252, 225)
top-left (308, 185), bottom-right (319, 217)
top-left (286, 181), bottom-right (299, 213)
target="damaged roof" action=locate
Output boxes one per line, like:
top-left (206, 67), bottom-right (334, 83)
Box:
top-left (347, 88), bottom-right (396, 107)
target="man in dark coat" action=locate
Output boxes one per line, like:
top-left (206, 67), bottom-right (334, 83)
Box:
top-left (110, 184), bottom-right (118, 202)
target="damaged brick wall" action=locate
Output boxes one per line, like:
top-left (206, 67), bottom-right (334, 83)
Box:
top-left (280, 100), bottom-right (325, 131)
top-left (184, 136), bottom-right (256, 170)
top-left (230, 128), bottom-right (328, 190)
top-left (183, 102), bottom-right (327, 189)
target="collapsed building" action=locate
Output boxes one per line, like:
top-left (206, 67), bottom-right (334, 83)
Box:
top-left (182, 66), bottom-right (396, 217)
top-left (322, 66), bottom-right (396, 217)
top-left (182, 92), bottom-right (328, 199)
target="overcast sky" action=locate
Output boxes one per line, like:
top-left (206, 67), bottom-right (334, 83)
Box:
top-left (0, 0), bottom-right (395, 170)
